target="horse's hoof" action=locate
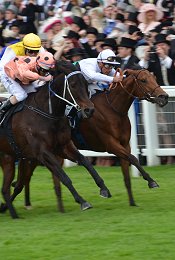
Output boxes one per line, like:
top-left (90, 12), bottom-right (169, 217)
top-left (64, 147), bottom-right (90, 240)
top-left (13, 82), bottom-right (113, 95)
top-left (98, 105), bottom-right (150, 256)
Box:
top-left (130, 203), bottom-right (138, 207)
top-left (148, 181), bottom-right (159, 188)
top-left (12, 215), bottom-right (19, 219)
top-left (100, 189), bottom-right (112, 198)
top-left (81, 202), bottom-right (93, 211)
top-left (24, 205), bottom-right (33, 210)
top-left (0, 203), bottom-right (8, 213)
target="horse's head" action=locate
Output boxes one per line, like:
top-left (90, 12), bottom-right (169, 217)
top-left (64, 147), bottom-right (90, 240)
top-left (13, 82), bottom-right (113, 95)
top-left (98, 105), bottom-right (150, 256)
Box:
top-left (123, 69), bottom-right (169, 107)
top-left (54, 60), bottom-right (94, 119)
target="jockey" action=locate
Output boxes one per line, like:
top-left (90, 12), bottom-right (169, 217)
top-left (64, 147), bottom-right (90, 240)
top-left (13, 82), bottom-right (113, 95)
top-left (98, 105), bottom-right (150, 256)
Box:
top-left (0, 33), bottom-right (43, 69)
top-left (0, 51), bottom-right (55, 117)
top-left (65, 49), bottom-right (122, 126)
top-left (78, 49), bottom-right (122, 97)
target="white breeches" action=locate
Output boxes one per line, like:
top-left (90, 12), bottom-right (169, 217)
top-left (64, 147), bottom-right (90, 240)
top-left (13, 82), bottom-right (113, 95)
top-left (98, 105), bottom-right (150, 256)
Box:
top-left (0, 72), bottom-right (43, 102)
top-left (88, 83), bottom-right (102, 98)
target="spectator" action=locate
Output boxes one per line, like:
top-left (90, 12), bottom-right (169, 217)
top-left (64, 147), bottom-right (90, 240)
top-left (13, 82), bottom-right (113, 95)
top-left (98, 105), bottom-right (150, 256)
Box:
top-left (117, 37), bottom-right (139, 70)
top-left (66, 47), bottom-right (87, 63)
top-left (139, 33), bottom-right (175, 164)
top-left (79, 27), bottom-right (99, 58)
top-left (138, 3), bottom-right (164, 34)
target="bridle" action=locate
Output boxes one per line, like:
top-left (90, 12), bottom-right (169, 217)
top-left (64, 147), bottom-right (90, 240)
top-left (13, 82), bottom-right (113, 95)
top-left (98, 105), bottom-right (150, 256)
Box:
top-left (25, 71), bottom-right (83, 119)
top-left (112, 69), bottom-right (160, 102)
top-left (48, 71), bottom-right (83, 112)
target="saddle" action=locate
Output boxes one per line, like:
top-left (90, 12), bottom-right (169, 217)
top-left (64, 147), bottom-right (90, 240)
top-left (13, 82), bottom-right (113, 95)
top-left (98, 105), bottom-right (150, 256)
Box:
top-left (0, 99), bottom-right (25, 158)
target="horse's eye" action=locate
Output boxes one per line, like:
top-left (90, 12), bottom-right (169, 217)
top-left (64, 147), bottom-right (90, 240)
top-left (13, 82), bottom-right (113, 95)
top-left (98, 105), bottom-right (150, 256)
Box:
top-left (141, 79), bottom-right (146, 83)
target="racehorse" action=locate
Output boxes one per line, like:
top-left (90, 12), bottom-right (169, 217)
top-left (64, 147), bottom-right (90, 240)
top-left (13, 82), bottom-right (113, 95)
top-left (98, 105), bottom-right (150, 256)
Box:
top-left (4, 68), bottom-right (169, 209)
top-left (0, 60), bottom-right (111, 218)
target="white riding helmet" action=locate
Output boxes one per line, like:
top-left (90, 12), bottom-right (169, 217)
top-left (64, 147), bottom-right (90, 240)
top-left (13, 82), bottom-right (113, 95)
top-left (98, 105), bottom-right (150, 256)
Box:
top-left (97, 49), bottom-right (120, 65)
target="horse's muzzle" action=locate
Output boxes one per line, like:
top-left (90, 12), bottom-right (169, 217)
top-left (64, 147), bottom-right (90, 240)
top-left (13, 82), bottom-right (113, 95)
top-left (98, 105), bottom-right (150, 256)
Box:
top-left (81, 107), bottom-right (95, 119)
top-left (156, 94), bottom-right (169, 107)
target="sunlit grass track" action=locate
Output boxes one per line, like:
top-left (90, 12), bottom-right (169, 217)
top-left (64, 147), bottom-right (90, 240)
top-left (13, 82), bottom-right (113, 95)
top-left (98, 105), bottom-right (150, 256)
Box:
top-left (0, 164), bottom-right (175, 260)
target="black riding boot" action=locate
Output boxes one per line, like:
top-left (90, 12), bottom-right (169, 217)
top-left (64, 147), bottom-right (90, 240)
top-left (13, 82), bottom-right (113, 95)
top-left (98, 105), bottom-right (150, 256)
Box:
top-left (0, 99), bottom-right (13, 117)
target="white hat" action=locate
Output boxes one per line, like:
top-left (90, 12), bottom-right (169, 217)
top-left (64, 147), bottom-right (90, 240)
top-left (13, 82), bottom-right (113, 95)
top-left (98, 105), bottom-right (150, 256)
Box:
top-left (97, 49), bottom-right (120, 65)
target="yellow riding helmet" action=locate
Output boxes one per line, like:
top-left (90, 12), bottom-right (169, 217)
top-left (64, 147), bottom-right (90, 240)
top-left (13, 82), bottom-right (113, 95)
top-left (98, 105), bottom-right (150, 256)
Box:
top-left (23, 33), bottom-right (41, 50)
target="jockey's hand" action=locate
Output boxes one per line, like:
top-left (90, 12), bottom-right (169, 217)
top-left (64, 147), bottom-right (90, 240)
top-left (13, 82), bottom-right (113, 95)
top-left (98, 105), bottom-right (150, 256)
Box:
top-left (39, 74), bottom-right (53, 82)
top-left (113, 74), bottom-right (123, 83)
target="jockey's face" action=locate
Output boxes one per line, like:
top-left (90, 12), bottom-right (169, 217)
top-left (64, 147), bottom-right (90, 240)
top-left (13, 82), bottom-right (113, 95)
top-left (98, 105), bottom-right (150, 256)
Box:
top-left (25, 49), bottom-right (39, 57)
top-left (98, 62), bottom-right (114, 75)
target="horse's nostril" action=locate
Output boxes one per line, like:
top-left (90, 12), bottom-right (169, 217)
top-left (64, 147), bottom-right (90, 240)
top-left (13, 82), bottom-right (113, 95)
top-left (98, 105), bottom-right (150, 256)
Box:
top-left (84, 107), bottom-right (94, 117)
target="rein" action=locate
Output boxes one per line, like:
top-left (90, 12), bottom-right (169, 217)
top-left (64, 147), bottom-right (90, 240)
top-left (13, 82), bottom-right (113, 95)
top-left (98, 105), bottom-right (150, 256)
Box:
top-left (105, 69), bottom-right (160, 116)
top-left (112, 69), bottom-right (159, 101)
top-left (49, 71), bottom-right (82, 111)
top-left (25, 70), bottom-right (83, 120)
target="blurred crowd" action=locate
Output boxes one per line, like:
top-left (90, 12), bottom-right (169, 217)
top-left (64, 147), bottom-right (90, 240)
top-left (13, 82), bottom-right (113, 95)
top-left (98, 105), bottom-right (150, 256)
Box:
top-left (0, 0), bottom-right (175, 166)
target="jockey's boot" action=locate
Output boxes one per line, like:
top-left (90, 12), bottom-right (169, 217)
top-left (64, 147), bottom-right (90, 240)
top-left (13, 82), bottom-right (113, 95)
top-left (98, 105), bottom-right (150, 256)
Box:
top-left (0, 99), bottom-right (13, 118)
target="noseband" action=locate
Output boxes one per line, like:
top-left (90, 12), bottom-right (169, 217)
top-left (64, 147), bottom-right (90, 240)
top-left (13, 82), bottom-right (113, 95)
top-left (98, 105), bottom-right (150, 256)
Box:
top-left (49, 71), bottom-right (83, 112)
top-left (119, 69), bottom-right (160, 102)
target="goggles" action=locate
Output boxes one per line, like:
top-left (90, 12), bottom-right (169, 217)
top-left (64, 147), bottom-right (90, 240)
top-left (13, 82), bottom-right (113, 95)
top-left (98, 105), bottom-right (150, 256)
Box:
top-left (105, 56), bottom-right (117, 62)
top-left (25, 49), bottom-right (39, 54)
top-left (103, 63), bottom-right (114, 69)
top-left (37, 65), bottom-right (49, 74)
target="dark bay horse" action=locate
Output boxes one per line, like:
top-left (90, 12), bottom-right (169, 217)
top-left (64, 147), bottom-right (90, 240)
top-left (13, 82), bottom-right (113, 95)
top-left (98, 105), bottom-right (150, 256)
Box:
top-left (0, 60), bottom-right (111, 218)
top-left (10, 68), bottom-right (169, 209)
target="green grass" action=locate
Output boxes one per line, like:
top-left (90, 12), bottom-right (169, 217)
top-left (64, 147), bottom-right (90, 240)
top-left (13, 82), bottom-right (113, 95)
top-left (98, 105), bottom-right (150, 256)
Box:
top-left (1, 164), bottom-right (175, 260)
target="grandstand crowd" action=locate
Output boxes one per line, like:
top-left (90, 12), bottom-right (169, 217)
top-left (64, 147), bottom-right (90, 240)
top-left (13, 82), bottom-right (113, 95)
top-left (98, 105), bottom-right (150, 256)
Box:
top-left (0, 0), bottom-right (175, 166)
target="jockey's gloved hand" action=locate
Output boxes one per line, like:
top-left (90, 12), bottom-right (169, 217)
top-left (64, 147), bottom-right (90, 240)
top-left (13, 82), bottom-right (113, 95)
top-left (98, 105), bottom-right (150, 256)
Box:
top-left (39, 74), bottom-right (53, 81)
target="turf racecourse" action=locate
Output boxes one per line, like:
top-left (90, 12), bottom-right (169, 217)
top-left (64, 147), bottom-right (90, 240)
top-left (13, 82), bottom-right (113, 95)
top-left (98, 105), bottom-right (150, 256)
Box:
top-left (0, 164), bottom-right (175, 260)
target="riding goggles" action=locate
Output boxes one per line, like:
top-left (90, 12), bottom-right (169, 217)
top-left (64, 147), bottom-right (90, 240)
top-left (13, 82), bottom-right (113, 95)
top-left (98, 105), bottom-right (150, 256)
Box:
top-left (37, 65), bottom-right (49, 75)
top-left (98, 56), bottom-right (120, 65)
top-left (25, 49), bottom-right (39, 54)
top-left (103, 63), bottom-right (114, 69)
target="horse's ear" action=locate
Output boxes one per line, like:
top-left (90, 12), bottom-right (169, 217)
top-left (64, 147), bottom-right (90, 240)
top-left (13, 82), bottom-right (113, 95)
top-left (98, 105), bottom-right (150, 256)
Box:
top-left (123, 69), bottom-right (129, 77)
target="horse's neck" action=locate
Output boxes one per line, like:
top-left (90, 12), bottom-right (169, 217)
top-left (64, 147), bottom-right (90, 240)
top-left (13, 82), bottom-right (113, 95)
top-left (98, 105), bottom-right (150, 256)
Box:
top-left (107, 87), bottom-right (134, 115)
top-left (27, 80), bottom-right (66, 117)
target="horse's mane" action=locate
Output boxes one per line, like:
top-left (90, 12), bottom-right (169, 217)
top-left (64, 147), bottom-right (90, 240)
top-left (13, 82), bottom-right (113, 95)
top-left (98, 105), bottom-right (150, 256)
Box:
top-left (55, 60), bottom-right (78, 74)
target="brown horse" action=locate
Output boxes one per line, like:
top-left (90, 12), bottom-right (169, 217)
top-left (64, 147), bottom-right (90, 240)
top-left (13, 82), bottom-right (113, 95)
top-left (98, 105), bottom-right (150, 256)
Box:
top-left (4, 68), bottom-right (169, 210)
top-left (0, 60), bottom-right (112, 218)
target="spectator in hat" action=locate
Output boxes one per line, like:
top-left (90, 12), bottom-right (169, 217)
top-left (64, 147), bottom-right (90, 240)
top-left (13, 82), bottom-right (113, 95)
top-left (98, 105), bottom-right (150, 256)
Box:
top-left (138, 3), bottom-right (164, 34)
top-left (94, 33), bottom-right (106, 53)
top-left (72, 15), bottom-right (87, 32)
top-left (117, 37), bottom-right (139, 70)
top-left (79, 27), bottom-right (99, 58)
top-left (66, 47), bottom-right (87, 63)
top-left (125, 12), bottom-right (138, 26)
top-left (101, 38), bottom-right (117, 53)
top-left (139, 33), bottom-right (175, 85)
top-left (139, 33), bottom-right (175, 165)
top-left (42, 19), bottom-right (63, 41)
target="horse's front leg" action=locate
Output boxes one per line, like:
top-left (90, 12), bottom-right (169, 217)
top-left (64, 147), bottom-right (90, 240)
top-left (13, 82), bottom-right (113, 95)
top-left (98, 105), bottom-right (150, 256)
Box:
top-left (62, 142), bottom-right (111, 198)
top-left (108, 139), bottom-right (159, 188)
top-left (0, 154), bottom-right (19, 219)
top-left (120, 157), bottom-right (137, 206)
top-left (39, 150), bottom-right (92, 211)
